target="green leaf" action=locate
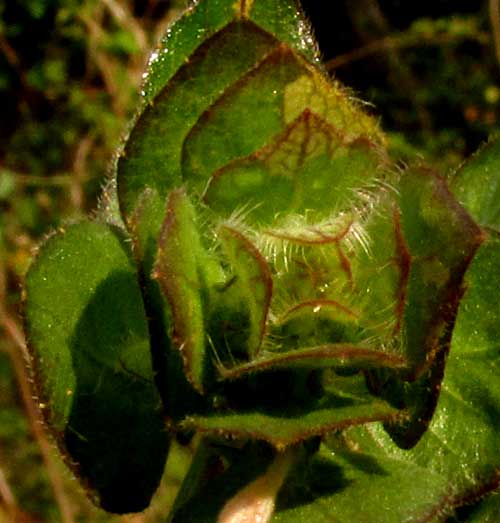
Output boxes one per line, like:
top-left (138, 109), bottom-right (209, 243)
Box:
top-left (127, 186), bottom-right (206, 421)
top-left (24, 222), bottom-right (168, 513)
top-left (399, 167), bottom-right (484, 373)
top-left (440, 238), bottom-right (500, 484)
top-left (270, 238), bottom-right (500, 522)
top-left (142, 0), bottom-right (319, 105)
top-left (183, 374), bottom-right (402, 449)
top-left (369, 168), bottom-right (484, 448)
top-left (183, 51), bottom-right (383, 198)
top-left (273, 437), bottom-right (449, 523)
top-left (119, 20), bottom-right (280, 217)
top-left (451, 137), bottom-right (500, 232)
top-left (351, 196), bottom-right (408, 343)
top-left (184, 401), bottom-right (400, 451)
top-left (142, 0), bottom-right (242, 104)
top-left (154, 188), bottom-right (222, 393)
top-left (203, 110), bottom-right (385, 222)
top-left (463, 493), bottom-right (500, 522)
top-left (217, 224), bottom-right (273, 359)
top-left (219, 344), bottom-right (407, 380)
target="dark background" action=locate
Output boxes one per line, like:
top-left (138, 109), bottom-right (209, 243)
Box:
top-left (302, 0), bottom-right (495, 157)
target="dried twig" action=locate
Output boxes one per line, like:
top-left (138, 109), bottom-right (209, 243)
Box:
top-left (0, 32), bottom-right (20, 68)
top-left (0, 463), bottom-right (17, 520)
top-left (79, 11), bottom-right (124, 115)
top-left (12, 173), bottom-right (79, 187)
top-left (71, 136), bottom-right (94, 210)
top-left (490, 0), bottom-right (500, 70)
top-left (326, 31), bottom-right (489, 71)
top-left (101, 0), bottom-right (148, 52)
top-left (325, 23), bottom-right (488, 71)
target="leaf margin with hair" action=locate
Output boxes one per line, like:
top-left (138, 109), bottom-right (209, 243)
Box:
top-left (24, 221), bottom-right (169, 514)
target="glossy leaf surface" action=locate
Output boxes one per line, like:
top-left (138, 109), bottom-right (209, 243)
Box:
top-left (141, 0), bottom-right (320, 104)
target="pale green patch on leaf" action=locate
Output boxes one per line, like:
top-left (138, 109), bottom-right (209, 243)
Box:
top-left (204, 109), bottom-right (385, 223)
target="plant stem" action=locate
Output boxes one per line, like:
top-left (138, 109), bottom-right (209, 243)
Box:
top-left (217, 449), bottom-right (295, 523)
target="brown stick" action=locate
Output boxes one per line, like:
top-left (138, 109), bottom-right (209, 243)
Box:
top-left (490, 0), bottom-right (500, 70)
top-left (101, 0), bottom-right (148, 52)
top-left (326, 30), bottom-right (488, 71)
top-left (71, 135), bottom-right (94, 210)
top-left (0, 32), bottom-right (20, 68)
top-left (12, 174), bottom-right (79, 187)
top-left (0, 463), bottom-right (17, 520)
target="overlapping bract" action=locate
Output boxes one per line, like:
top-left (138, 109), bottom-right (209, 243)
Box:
top-left (23, 0), bottom-right (500, 521)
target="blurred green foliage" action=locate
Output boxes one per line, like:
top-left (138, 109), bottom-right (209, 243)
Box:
top-left (1, 0), bottom-right (499, 521)
top-left (305, 1), bottom-right (499, 168)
